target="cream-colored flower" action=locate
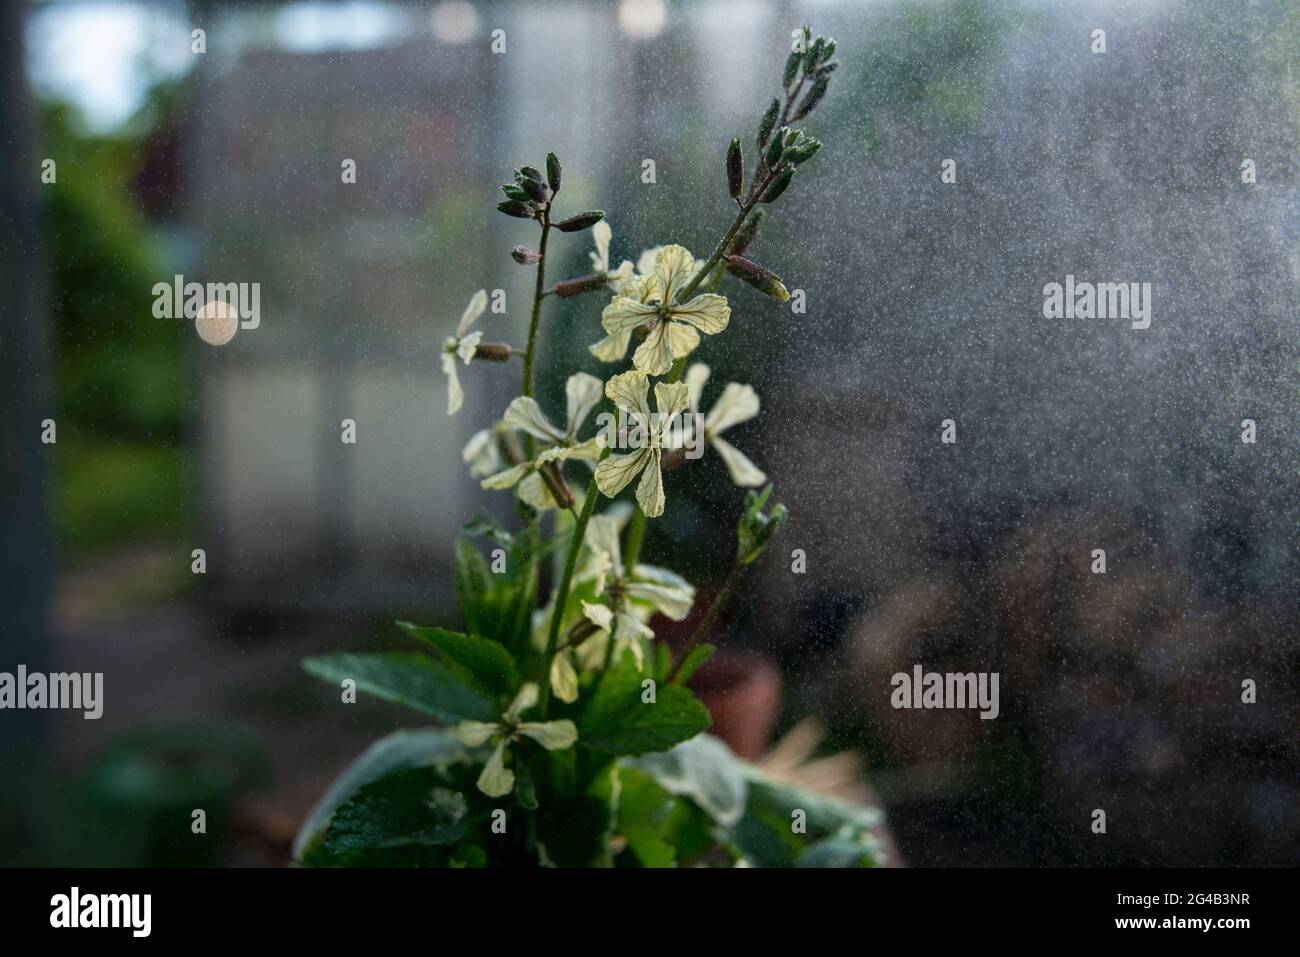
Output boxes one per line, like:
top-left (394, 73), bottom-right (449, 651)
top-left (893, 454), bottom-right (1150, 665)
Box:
top-left (441, 289), bottom-right (488, 415)
top-left (481, 372), bottom-right (605, 510)
top-left (589, 221), bottom-right (635, 290)
top-left (680, 362), bottom-right (767, 486)
top-left (596, 245), bottom-right (730, 375)
top-left (462, 426), bottom-right (505, 479)
top-left (571, 512), bottom-right (695, 669)
top-left (594, 370), bottom-right (689, 517)
top-left (456, 683), bottom-right (578, 798)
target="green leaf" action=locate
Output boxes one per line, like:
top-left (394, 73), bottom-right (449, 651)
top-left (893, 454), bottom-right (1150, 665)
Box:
top-left (396, 622), bottom-right (520, 699)
top-left (626, 733), bottom-right (748, 828)
top-left (303, 652), bottom-right (496, 724)
top-left (323, 767), bottom-right (470, 854)
top-left (580, 652), bottom-right (710, 756)
top-left (617, 767), bottom-right (715, 867)
top-left (671, 644), bottom-right (714, 685)
top-left (454, 538), bottom-right (495, 632)
top-left (797, 835), bottom-right (878, 868)
top-left (292, 728), bottom-right (466, 861)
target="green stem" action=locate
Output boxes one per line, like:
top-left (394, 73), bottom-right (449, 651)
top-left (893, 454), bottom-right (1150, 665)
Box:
top-left (539, 471), bottom-right (600, 717)
top-left (668, 560), bottom-right (744, 684)
top-left (622, 507), bottom-right (646, 576)
top-left (522, 204), bottom-right (552, 401)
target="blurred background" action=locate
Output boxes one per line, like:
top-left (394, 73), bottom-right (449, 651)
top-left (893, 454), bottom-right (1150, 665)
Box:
top-left (1, 0), bottom-right (1296, 866)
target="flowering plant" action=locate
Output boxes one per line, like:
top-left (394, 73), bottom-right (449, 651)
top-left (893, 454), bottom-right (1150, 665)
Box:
top-left (296, 26), bottom-right (883, 868)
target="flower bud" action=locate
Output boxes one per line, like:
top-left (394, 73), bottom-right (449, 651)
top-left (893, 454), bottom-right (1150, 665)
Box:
top-left (518, 174), bottom-right (550, 204)
top-left (793, 76), bottom-right (830, 121)
top-left (727, 209), bottom-right (764, 258)
top-left (759, 168), bottom-right (794, 204)
top-left (737, 484), bottom-right (788, 565)
top-left (764, 126), bottom-right (789, 168)
top-left (782, 50), bottom-right (801, 87)
top-left (757, 98), bottom-right (780, 150)
top-left (546, 152), bottom-right (562, 193)
top-left (518, 166), bottom-right (544, 183)
top-left (554, 273), bottom-right (612, 298)
top-left (512, 245), bottom-right (543, 265)
top-left (473, 342), bottom-right (514, 362)
top-left (726, 138), bottom-right (744, 202)
top-left (553, 210), bottom-right (605, 232)
top-left (724, 255), bottom-right (790, 302)
top-left (502, 183), bottom-right (531, 202)
top-left (498, 200), bottom-right (537, 219)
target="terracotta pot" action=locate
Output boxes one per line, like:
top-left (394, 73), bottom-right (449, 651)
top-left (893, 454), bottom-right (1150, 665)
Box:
top-left (687, 648), bottom-right (782, 760)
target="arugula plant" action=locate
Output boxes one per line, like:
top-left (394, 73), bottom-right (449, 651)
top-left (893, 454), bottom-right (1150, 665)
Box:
top-left (297, 26), bottom-right (883, 868)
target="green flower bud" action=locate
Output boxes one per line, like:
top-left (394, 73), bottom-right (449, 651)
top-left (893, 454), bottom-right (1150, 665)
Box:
top-left (764, 125), bottom-right (789, 168)
top-left (726, 208), bottom-right (765, 258)
top-left (518, 166), bottom-right (544, 183)
top-left (497, 200), bottom-right (537, 219)
top-left (726, 138), bottom-right (744, 201)
top-left (803, 36), bottom-right (825, 74)
top-left (518, 174), bottom-right (550, 204)
top-left (757, 98), bottom-right (780, 150)
top-left (793, 76), bottom-right (830, 121)
top-left (545, 152), bottom-right (562, 192)
top-left (782, 49), bottom-right (801, 87)
top-left (725, 255), bottom-right (790, 302)
top-left (553, 210), bottom-right (605, 232)
top-left (760, 168), bottom-right (794, 204)
top-left (502, 183), bottom-right (531, 202)
top-left (737, 484), bottom-right (788, 566)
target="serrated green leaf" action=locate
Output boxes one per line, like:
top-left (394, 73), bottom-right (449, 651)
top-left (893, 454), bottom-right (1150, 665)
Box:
top-left (580, 653), bottom-right (710, 756)
top-left (323, 767), bottom-right (470, 854)
top-left (292, 728), bottom-right (466, 861)
top-left (396, 622), bottom-right (520, 699)
top-left (303, 652), bottom-right (496, 724)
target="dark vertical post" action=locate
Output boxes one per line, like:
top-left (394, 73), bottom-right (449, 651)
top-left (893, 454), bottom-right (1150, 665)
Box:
top-left (0, 0), bottom-right (53, 763)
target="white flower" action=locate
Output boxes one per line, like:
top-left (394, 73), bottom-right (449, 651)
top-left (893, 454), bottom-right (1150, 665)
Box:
top-left (462, 427), bottom-right (505, 479)
top-left (481, 372), bottom-right (605, 510)
top-left (571, 513), bottom-right (695, 670)
top-left (456, 683), bottom-right (578, 798)
top-left (442, 289), bottom-right (488, 415)
top-left (594, 246), bottom-right (730, 375)
top-left (680, 362), bottom-right (767, 486)
top-left (589, 220), bottom-right (634, 289)
top-left (594, 369), bottom-right (689, 517)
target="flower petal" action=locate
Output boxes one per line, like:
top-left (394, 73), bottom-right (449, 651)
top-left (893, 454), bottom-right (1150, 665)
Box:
top-left (654, 244), bottom-right (697, 304)
top-left (671, 293), bottom-right (730, 334)
top-left (518, 471), bottom-right (557, 510)
top-left (457, 330), bottom-right (482, 364)
top-left (443, 353), bottom-right (464, 415)
top-left (504, 396), bottom-right (565, 444)
top-left (580, 600), bottom-right (614, 631)
top-left (480, 462), bottom-right (532, 490)
top-left (669, 322), bottom-right (700, 359)
top-left (462, 428), bottom-right (503, 478)
top-left (604, 369), bottom-right (652, 421)
top-left (456, 289), bottom-right (488, 337)
top-left (590, 220), bottom-right (612, 272)
top-left (653, 381), bottom-right (691, 430)
top-left (712, 435), bottom-right (767, 486)
top-left (456, 720), bottom-right (500, 748)
top-left (517, 719), bottom-right (578, 751)
top-left (589, 329), bottom-right (632, 363)
top-left (705, 382), bottom-right (761, 435)
top-left (632, 320), bottom-right (676, 377)
top-left (596, 448), bottom-right (650, 499)
top-left (476, 740), bottom-right (515, 797)
top-left (601, 296), bottom-right (659, 336)
top-left (565, 372), bottom-right (604, 437)
top-left (636, 246), bottom-right (663, 278)
top-left (584, 515), bottom-right (624, 573)
top-left (684, 363), bottom-right (711, 413)
top-left (624, 580), bottom-right (695, 620)
top-left (506, 682), bottom-right (540, 721)
top-left (549, 652), bottom-right (579, 704)
top-left (634, 449), bottom-right (666, 517)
